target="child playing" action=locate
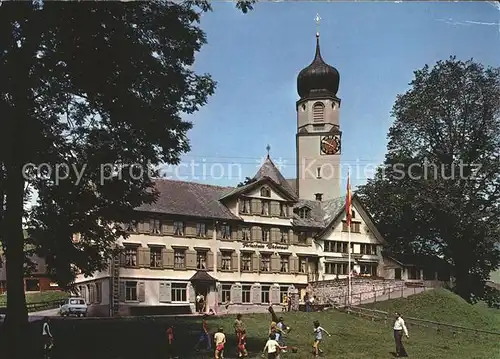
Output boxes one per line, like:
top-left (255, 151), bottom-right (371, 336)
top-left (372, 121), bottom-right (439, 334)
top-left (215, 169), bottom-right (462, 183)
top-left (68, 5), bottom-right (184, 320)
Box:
top-left (237, 328), bottom-right (248, 358)
top-left (214, 327), bottom-right (226, 359)
top-left (312, 320), bottom-right (331, 357)
top-left (166, 323), bottom-right (178, 359)
top-left (262, 333), bottom-right (286, 359)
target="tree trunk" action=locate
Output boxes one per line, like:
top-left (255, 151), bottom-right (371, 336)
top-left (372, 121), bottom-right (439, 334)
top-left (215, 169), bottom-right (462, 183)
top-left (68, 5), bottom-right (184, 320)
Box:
top-left (1, 161), bottom-right (30, 359)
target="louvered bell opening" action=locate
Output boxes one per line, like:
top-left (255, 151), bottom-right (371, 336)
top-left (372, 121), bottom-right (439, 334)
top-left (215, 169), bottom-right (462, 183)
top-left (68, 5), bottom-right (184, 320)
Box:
top-left (313, 102), bottom-right (325, 121)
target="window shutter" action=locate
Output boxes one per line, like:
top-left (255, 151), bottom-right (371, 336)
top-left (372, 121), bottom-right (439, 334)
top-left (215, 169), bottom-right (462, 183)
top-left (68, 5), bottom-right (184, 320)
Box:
top-left (251, 226), bottom-right (262, 241)
top-left (185, 223), bottom-right (195, 237)
top-left (252, 253), bottom-right (259, 273)
top-left (119, 250), bottom-right (126, 266)
top-left (271, 254), bottom-right (280, 273)
top-left (138, 282), bottom-right (146, 302)
top-left (270, 202), bottom-right (280, 216)
top-left (141, 247), bottom-right (150, 268)
top-left (185, 250), bottom-right (197, 270)
top-left (231, 284), bottom-right (242, 304)
top-left (270, 285), bottom-right (280, 304)
top-left (252, 199), bottom-right (262, 215)
top-left (270, 228), bottom-right (280, 242)
top-left (290, 256), bottom-right (298, 274)
top-left (306, 232), bottom-right (313, 245)
top-left (92, 283), bottom-right (97, 304)
top-left (119, 281), bottom-right (126, 302)
top-left (138, 220), bottom-right (149, 234)
top-left (231, 252), bottom-right (239, 272)
top-left (188, 283), bottom-right (196, 303)
top-left (290, 230), bottom-right (297, 244)
top-left (162, 248), bottom-right (174, 269)
top-left (216, 282), bottom-right (222, 303)
top-left (206, 223), bottom-right (214, 239)
top-left (206, 251), bottom-right (214, 271)
top-left (251, 284), bottom-right (261, 304)
top-left (159, 282), bottom-right (172, 303)
top-left (216, 252), bottom-right (222, 270)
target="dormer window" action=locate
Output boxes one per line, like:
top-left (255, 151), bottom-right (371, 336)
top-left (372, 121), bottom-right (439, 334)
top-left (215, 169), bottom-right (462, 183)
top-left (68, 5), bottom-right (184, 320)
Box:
top-left (260, 186), bottom-right (271, 197)
top-left (313, 102), bottom-right (325, 122)
top-left (298, 207), bottom-right (311, 219)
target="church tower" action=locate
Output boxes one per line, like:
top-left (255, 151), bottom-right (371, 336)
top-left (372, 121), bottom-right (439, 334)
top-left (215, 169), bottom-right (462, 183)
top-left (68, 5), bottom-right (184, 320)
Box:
top-left (296, 30), bottom-right (342, 201)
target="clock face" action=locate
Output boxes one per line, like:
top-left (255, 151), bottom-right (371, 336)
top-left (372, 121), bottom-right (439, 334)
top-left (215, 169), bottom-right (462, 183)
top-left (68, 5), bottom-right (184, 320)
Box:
top-left (320, 135), bottom-right (341, 155)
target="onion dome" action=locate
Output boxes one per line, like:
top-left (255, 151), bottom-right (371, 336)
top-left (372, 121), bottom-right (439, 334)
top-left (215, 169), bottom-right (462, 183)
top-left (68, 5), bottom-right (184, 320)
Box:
top-left (297, 33), bottom-right (340, 99)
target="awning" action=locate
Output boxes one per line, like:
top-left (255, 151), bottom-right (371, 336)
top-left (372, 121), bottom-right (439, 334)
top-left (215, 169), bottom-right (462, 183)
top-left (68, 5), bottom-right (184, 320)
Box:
top-left (189, 270), bottom-right (216, 284)
top-left (323, 257), bottom-right (348, 263)
top-left (357, 259), bottom-right (379, 264)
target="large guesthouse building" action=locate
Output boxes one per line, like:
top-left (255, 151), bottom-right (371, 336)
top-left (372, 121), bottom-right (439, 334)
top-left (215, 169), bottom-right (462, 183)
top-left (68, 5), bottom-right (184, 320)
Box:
top-left (73, 33), bottom-right (429, 316)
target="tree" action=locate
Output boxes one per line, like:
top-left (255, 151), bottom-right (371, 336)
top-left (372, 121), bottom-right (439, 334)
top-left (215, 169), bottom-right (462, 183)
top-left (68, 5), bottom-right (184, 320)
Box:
top-left (0, 1), bottom-right (254, 357)
top-left (237, 176), bottom-right (257, 187)
top-left (357, 57), bottom-right (500, 304)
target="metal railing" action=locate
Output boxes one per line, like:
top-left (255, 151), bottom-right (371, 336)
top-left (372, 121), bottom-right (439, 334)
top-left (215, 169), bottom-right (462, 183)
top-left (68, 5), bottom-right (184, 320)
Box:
top-left (345, 305), bottom-right (500, 337)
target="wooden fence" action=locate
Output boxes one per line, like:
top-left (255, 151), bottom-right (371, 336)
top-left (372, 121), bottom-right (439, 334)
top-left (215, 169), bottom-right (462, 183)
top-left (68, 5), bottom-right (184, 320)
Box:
top-left (344, 305), bottom-right (500, 337)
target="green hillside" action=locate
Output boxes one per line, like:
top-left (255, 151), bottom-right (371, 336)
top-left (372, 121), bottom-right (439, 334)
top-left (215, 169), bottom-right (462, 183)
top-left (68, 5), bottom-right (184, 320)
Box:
top-left (362, 288), bottom-right (500, 332)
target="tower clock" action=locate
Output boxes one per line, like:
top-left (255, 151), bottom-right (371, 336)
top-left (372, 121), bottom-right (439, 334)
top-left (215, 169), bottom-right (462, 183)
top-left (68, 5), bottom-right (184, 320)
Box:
top-left (320, 135), bottom-right (341, 155)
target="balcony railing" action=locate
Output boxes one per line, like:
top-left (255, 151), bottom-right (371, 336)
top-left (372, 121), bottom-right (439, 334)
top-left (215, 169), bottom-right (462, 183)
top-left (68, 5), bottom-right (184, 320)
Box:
top-left (307, 272), bottom-right (319, 282)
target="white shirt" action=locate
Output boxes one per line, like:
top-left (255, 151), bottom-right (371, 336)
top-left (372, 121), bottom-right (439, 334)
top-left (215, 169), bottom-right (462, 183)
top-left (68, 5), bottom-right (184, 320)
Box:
top-left (264, 339), bottom-right (279, 353)
top-left (42, 322), bottom-right (52, 337)
top-left (393, 317), bottom-right (408, 336)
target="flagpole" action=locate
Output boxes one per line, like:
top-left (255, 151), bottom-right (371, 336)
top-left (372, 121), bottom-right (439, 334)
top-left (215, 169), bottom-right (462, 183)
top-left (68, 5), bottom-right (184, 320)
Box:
top-left (348, 220), bottom-right (352, 307)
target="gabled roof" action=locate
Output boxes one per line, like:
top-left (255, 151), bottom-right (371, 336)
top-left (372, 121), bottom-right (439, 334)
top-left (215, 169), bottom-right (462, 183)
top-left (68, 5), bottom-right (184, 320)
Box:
top-left (189, 270), bottom-right (216, 283)
top-left (292, 197), bottom-right (344, 228)
top-left (220, 156), bottom-right (298, 201)
top-left (253, 156), bottom-right (297, 199)
top-left (136, 179), bottom-right (240, 220)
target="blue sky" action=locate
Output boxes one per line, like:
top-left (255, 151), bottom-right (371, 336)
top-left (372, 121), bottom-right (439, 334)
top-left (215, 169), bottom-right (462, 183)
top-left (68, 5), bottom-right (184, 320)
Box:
top-left (172, 1), bottom-right (500, 190)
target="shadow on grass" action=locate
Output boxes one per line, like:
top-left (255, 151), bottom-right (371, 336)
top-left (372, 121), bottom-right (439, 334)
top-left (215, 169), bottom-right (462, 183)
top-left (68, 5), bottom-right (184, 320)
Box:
top-left (26, 316), bottom-right (269, 359)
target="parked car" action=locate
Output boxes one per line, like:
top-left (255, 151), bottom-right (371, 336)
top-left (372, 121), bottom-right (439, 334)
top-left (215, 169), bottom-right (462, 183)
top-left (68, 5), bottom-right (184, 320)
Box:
top-left (59, 297), bottom-right (87, 317)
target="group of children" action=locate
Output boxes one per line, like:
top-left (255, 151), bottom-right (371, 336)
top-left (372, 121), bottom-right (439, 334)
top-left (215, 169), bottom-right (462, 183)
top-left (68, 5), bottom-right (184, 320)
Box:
top-left (165, 313), bottom-right (331, 359)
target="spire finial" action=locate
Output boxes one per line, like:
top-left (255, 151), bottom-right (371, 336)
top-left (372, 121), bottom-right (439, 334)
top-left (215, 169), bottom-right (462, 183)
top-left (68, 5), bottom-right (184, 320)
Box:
top-left (266, 144), bottom-right (271, 158)
top-left (315, 13), bottom-right (321, 37)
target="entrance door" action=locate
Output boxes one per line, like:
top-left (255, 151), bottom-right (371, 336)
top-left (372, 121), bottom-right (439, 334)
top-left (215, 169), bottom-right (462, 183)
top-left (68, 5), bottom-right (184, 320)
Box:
top-left (395, 268), bottom-right (402, 280)
top-left (193, 284), bottom-right (209, 313)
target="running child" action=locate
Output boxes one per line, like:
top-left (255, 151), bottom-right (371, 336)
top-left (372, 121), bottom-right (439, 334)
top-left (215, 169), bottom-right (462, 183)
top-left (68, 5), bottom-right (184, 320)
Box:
top-left (237, 328), bottom-right (248, 358)
top-left (312, 320), bottom-right (331, 357)
top-left (214, 327), bottom-right (226, 359)
top-left (262, 333), bottom-right (286, 359)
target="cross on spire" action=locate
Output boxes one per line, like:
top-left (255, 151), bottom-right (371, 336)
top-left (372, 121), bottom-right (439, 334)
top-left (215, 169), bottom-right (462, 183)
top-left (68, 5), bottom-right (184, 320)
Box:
top-left (266, 144), bottom-right (271, 158)
top-left (315, 13), bottom-right (321, 36)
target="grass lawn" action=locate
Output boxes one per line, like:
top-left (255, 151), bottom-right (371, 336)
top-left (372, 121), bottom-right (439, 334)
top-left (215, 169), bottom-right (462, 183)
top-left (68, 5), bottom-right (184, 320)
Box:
top-left (28, 289), bottom-right (499, 359)
top-left (0, 290), bottom-right (68, 306)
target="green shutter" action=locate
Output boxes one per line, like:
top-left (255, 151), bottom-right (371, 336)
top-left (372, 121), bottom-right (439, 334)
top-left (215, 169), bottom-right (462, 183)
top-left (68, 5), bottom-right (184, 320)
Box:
top-left (119, 281), bottom-right (126, 302)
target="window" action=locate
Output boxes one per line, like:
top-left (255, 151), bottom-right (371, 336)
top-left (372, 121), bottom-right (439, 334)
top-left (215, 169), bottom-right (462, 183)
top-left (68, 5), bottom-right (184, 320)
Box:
top-left (222, 285), bottom-right (231, 303)
top-left (262, 227), bottom-right (270, 242)
top-left (221, 224), bottom-right (231, 239)
top-left (242, 285), bottom-right (251, 303)
top-left (240, 199), bottom-right (251, 214)
top-left (221, 252), bottom-right (232, 270)
top-left (241, 253), bottom-right (252, 271)
top-left (360, 244), bottom-right (377, 255)
top-left (280, 287), bottom-right (288, 303)
top-left (171, 283), bottom-right (187, 302)
top-left (261, 254), bottom-right (271, 272)
top-left (280, 255), bottom-right (289, 273)
top-left (261, 285), bottom-right (270, 303)
top-left (298, 207), bottom-right (310, 219)
top-left (125, 281), bottom-right (137, 301)
top-left (124, 247), bottom-right (137, 266)
top-left (174, 249), bottom-right (185, 269)
top-left (352, 210), bottom-right (356, 218)
top-left (325, 262), bottom-right (348, 275)
top-left (313, 102), bottom-right (325, 122)
top-left (70, 298), bottom-right (85, 305)
top-left (313, 124), bottom-right (325, 131)
top-left (279, 203), bottom-right (288, 217)
top-left (260, 187), bottom-right (271, 197)
top-left (408, 267), bottom-right (421, 280)
top-left (394, 268), bottom-right (402, 280)
top-left (196, 223), bottom-right (207, 237)
top-left (25, 279), bottom-right (40, 292)
top-left (342, 221), bottom-right (361, 233)
top-left (359, 264), bottom-right (377, 277)
top-left (96, 282), bottom-right (102, 303)
top-left (315, 193), bottom-right (323, 201)
top-left (125, 222), bottom-right (137, 232)
top-left (196, 251), bottom-right (207, 270)
top-left (261, 200), bottom-right (270, 216)
top-left (297, 231), bottom-right (307, 244)
top-left (174, 221), bottom-right (184, 236)
top-left (299, 258), bottom-right (307, 273)
top-left (280, 229), bottom-right (288, 243)
top-left (316, 167), bottom-right (321, 179)
top-left (241, 227), bottom-right (250, 241)
top-left (150, 247), bottom-right (162, 268)
top-left (150, 219), bottom-right (161, 234)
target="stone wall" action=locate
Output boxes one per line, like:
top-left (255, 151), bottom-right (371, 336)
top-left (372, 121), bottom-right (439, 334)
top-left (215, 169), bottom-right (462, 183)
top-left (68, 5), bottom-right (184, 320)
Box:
top-left (306, 278), bottom-right (406, 306)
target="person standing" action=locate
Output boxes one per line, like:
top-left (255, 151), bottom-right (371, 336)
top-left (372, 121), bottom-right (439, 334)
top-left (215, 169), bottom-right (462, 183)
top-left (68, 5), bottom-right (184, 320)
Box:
top-left (195, 314), bottom-right (211, 351)
top-left (166, 323), bottom-right (178, 359)
top-left (234, 314), bottom-right (244, 345)
top-left (196, 293), bottom-right (201, 313)
top-left (304, 293), bottom-right (311, 312)
top-left (237, 328), bottom-right (248, 358)
top-left (262, 333), bottom-right (286, 359)
top-left (312, 320), bottom-right (331, 357)
top-left (393, 312), bottom-right (409, 357)
top-left (214, 327), bottom-right (226, 359)
top-left (42, 317), bottom-right (53, 358)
